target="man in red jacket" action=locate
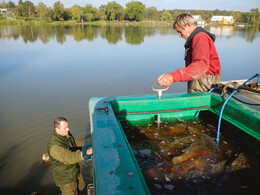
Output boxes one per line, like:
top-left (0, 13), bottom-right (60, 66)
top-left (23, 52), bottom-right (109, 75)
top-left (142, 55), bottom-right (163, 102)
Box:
top-left (158, 14), bottom-right (221, 92)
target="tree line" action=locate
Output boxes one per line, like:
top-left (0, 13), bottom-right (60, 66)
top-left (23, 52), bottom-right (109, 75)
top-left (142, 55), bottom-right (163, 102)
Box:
top-left (0, 0), bottom-right (259, 25)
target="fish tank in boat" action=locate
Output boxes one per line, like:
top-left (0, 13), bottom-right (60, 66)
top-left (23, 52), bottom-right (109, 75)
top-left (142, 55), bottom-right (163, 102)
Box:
top-left (89, 92), bottom-right (260, 195)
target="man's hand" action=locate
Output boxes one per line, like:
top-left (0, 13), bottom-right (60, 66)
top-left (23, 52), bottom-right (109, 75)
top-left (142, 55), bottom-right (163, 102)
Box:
top-left (157, 74), bottom-right (174, 86)
top-left (81, 147), bottom-right (93, 160)
top-left (87, 148), bottom-right (92, 155)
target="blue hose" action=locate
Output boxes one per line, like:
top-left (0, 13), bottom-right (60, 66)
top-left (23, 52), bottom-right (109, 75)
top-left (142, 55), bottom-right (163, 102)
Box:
top-left (192, 87), bottom-right (219, 120)
top-left (216, 73), bottom-right (259, 144)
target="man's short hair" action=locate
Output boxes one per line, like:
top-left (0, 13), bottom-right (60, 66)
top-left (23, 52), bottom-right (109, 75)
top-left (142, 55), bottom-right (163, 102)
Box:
top-left (54, 117), bottom-right (67, 128)
top-left (173, 14), bottom-right (197, 29)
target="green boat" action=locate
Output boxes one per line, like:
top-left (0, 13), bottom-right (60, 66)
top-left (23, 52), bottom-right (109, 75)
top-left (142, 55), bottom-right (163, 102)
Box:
top-left (89, 90), bottom-right (260, 194)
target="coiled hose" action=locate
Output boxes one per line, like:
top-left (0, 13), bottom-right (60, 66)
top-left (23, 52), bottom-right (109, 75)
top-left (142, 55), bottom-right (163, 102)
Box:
top-left (216, 73), bottom-right (259, 144)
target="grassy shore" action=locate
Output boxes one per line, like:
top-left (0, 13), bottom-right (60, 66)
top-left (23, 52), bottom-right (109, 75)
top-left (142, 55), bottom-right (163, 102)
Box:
top-left (0, 16), bottom-right (173, 26)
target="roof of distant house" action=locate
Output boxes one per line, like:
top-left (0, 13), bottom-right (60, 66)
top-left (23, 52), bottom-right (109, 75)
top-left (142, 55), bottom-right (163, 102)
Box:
top-left (223, 16), bottom-right (234, 21)
top-left (192, 15), bottom-right (202, 20)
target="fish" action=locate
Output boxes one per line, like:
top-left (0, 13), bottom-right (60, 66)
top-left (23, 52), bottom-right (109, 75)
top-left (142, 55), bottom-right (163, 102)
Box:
top-left (172, 134), bottom-right (216, 165)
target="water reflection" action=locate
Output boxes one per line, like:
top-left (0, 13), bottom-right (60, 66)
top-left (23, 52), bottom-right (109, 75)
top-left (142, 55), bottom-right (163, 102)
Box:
top-left (208, 25), bottom-right (260, 42)
top-left (243, 25), bottom-right (260, 42)
top-left (0, 24), bottom-right (259, 44)
top-left (125, 26), bottom-right (146, 44)
top-left (209, 26), bottom-right (234, 38)
top-left (100, 25), bottom-right (123, 44)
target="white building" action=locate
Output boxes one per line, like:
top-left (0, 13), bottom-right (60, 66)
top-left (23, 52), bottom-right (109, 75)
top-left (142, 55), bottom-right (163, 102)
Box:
top-left (211, 16), bottom-right (234, 24)
top-left (0, 8), bottom-right (7, 15)
top-left (192, 15), bottom-right (206, 25)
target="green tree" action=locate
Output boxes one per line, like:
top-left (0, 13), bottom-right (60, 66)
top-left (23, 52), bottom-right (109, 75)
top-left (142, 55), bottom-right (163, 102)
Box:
top-left (250, 8), bottom-right (259, 25)
top-left (71, 4), bottom-right (84, 23)
top-left (146, 7), bottom-right (158, 19)
top-left (85, 13), bottom-right (93, 22)
top-left (213, 9), bottom-right (221, 15)
top-left (23, 1), bottom-right (35, 17)
top-left (239, 13), bottom-right (247, 23)
top-left (16, 0), bottom-right (23, 16)
top-left (105, 1), bottom-right (124, 21)
top-left (52, 1), bottom-right (64, 21)
top-left (36, 2), bottom-right (49, 20)
top-left (16, 1), bottom-right (23, 16)
top-left (1, 1), bottom-right (7, 8)
top-left (125, 1), bottom-right (145, 21)
top-left (234, 12), bottom-right (242, 23)
top-left (95, 9), bottom-right (105, 20)
top-left (99, 4), bottom-right (106, 12)
top-left (98, 5), bottom-right (106, 20)
top-left (6, 1), bottom-right (15, 8)
top-left (84, 4), bottom-right (98, 22)
top-left (161, 10), bottom-right (171, 21)
top-left (63, 9), bottom-right (71, 21)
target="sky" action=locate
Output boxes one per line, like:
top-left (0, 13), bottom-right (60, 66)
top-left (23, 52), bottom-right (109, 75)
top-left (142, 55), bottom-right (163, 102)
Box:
top-left (9, 0), bottom-right (260, 12)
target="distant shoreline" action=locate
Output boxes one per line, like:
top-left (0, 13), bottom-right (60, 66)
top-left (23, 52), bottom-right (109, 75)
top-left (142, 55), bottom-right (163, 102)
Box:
top-left (0, 17), bottom-right (172, 25)
top-left (0, 18), bottom-right (254, 27)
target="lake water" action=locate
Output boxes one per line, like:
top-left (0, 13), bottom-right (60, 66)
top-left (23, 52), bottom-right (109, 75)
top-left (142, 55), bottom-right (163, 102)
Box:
top-left (0, 24), bottom-right (259, 194)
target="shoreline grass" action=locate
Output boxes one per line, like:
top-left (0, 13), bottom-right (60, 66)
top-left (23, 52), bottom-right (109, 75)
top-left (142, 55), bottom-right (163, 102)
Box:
top-left (0, 16), bottom-right (256, 27)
